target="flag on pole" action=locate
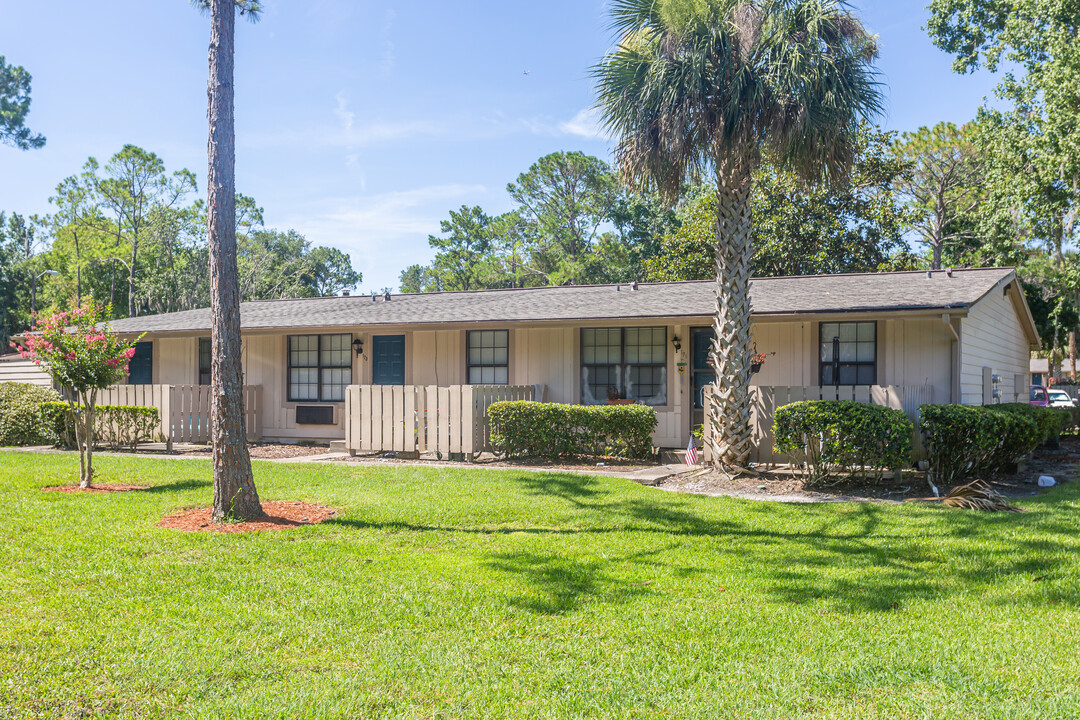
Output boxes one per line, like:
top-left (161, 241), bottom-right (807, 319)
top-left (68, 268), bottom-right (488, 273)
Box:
top-left (685, 436), bottom-right (698, 466)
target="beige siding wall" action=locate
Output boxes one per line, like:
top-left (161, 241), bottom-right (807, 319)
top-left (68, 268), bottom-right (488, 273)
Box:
top-left (880, 317), bottom-right (953, 405)
top-left (0, 356), bottom-right (53, 386)
top-left (960, 289), bottom-right (1032, 404)
top-left (751, 318), bottom-right (953, 406)
top-left (146, 312), bottom-right (979, 447)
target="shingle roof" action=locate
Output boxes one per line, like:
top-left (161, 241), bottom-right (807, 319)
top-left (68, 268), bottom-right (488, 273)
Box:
top-left (106, 267), bottom-right (1016, 335)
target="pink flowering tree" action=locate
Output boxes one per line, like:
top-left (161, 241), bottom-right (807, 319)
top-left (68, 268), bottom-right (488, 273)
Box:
top-left (14, 300), bottom-right (141, 488)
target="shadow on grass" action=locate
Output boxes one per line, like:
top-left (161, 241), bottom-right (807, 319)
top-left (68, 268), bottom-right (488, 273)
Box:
top-left (332, 471), bottom-right (1080, 615)
top-left (141, 478), bottom-right (211, 494)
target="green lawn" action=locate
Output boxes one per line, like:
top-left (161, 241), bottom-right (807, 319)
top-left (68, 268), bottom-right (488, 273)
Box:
top-left (2, 452), bottom-right (1079, 719)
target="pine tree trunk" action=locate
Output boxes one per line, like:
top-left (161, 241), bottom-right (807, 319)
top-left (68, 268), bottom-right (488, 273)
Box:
top-left (128, 240), bottom-right (138, 317)
top-left (1070, 330), bottom-right (1077, 380)
top-left (208, 0), bottom-right (261, 522)
top-left (705, 163), bottom-right (756, 470)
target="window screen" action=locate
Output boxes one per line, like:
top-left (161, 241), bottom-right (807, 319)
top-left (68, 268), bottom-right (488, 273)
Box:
top-left (198, 337), bottom-right (211, 386)
top-left (819, 322), bottom-right (876, 386)
top-left (581, 327), bottom-right (667, 405)
top-left (288, 333), bottom-right (352, 401)
top-left (467, 330), bottom-right (509, 384)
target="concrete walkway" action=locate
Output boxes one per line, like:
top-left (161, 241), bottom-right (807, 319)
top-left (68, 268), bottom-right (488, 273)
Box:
top-left (4, 445), bottom-right (690, 484)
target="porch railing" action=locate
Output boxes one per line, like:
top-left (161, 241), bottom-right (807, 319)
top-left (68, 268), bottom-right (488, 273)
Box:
top-left (344, 384), bottom-right (538, 457)
top-left (703, 384), bottom-right (933, 464)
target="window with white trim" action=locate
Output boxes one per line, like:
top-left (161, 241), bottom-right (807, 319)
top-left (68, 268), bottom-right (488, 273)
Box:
top-left (467, 330), bottom-right (509, 384)
top-left (288, 333), bottom-right (352, 401)
top-left (819, 321), bottom-right (876, 385)
top-left (581, 327), bottom-right (667, 405)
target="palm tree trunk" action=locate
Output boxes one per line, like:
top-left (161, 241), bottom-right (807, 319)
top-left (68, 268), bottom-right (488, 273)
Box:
top-left (706, 163), bottom-right (756, 470)
top-left (208, 0), bottom-right (261, 522)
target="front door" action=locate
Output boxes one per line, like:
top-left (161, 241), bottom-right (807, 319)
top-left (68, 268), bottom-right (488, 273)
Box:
top-left (372, 335), bottom-right (405, 385)
top-left (690, 327), bottom-right (714, 432)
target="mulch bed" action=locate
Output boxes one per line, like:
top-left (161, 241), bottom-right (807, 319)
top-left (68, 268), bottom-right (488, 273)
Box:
top-left (157, 501), bottom-right (338, 533)
top-left (184, 443), bottom-right (331, 460)
top-left (660, 436), bottom-right (1080, 503)
top-left (42, 483), bottom-right (149, 494)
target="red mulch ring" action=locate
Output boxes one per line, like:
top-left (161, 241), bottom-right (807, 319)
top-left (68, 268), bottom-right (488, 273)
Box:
top-left (157, 501), bottom-right (338, 533)
top-left (42, 483), bottom-right (150, 494)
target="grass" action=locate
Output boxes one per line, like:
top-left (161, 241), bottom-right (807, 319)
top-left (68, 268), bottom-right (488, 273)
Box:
top-left (2, 451), bottom-right (1079, 719)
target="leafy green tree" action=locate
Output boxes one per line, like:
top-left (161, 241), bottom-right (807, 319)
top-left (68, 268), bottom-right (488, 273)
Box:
top-left (0, 212), bottom-right (35, 346)
top-left (0, 56), bottom-right (45, 150)
top-left (893, 122), bottom-right (983, 269)
top-left (399, 263), bottom-right (440, 293)
top-left (426, 205), bottom-right (497, 291)
top-left (91, 145), bottom-right (196, 317)
top-left (507, 151), bottom-right (619, 285)
top-left (595, 0), bottom-right (883, 469)
top-left (646, 130), bottom-right (915, 282)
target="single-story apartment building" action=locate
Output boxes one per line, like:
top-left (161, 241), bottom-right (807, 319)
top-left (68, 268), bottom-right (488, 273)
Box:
top-left (91, 266), bottom-right (1038, 450)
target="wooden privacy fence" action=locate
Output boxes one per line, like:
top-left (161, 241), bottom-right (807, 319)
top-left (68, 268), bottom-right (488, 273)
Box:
top-left (169, 385), bottom-right (262, 445)
top-left (703, 384), bottom-right (933, 464)
top-left (87, 384), bottom-right (262, 446)
top-left (344, 384), bottom-right (537, 457)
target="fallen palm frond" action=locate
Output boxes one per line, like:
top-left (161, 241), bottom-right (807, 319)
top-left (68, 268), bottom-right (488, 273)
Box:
top-left (908, 481), bottom-right (1024, 513)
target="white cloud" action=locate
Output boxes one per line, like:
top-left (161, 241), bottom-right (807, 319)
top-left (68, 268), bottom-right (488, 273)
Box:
top-left (333, 91), bottom-right (355, 135)
top-left (557, 107), bottom-right (613, 141)
top-left (379, 8), bottom-right (396, 74)
top-left (281, 184), bottom-right (487, 291)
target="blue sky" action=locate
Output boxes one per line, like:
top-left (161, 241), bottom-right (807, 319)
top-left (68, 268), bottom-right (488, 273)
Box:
top-left (2, 0), bottom-right (1002, 293)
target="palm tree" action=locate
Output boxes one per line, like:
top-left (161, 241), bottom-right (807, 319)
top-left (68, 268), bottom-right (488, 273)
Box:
top-left (196, 0), bottom-right (264, 521)
top-left (594, 0), bottom-right (883, 470)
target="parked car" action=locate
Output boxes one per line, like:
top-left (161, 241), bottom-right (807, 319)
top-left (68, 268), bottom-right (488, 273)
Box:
top-left (1031, 385), bottom-right (1049, 406)
top-left (1048, 389), bottom-right (1077, 408)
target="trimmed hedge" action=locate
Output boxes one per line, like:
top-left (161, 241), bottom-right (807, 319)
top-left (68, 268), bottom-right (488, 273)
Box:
top-left (44, 402), bottom-right (160, 452)
top-left (773, 400), bottom-right (913, 485)
top-left (920, 402), bottom-right (1063, 486)
top-left (487, 401), bottom-right (657, 460)
top-left (0, 383), bottom-right (62, 446)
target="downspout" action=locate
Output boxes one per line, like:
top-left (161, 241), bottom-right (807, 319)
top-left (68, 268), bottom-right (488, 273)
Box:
top-left (942, 313), bottom-right (960, 404)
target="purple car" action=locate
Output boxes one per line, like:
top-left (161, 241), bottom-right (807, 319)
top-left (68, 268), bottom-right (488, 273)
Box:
top-left (1031, 385), bottom-right (1049, 406)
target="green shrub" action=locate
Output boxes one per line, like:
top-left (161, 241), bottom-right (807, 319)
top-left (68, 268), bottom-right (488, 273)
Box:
top-left (0, 383), bottom-right (62, 446)
top-left (773, 400), bottom-right (912, 485)
top-left (920, 402), bottom-right (1062, 486)
top-left (487, 401), bottom-right (657, 460)
top-left (44, 402), bottom-right (160, 452)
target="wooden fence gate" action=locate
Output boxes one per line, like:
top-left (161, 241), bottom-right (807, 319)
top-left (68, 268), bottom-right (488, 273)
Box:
top-left (344, 384), bottom-right (537, 457)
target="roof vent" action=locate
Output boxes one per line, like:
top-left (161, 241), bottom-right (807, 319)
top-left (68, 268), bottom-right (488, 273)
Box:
top-left (615, 284), bottom-right (621, 292)
top-left (384, 291), bottom-right (391, 301)
top-left (630, 281), bottom-right (638, 291)
top-left (945, 267), bottom-right (953, 278)
top-left (371, 292), bottom-right (377, 302)
top-left (926, 271), bottom-right (933, 279)
top-left (342, 290), bottom-right (350, 297)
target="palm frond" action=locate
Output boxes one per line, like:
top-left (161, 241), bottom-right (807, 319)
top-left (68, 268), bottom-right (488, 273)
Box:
top-left (592, 0), bottom-right (884, 197)
top-left (189, 0), bottom-right (263, 21)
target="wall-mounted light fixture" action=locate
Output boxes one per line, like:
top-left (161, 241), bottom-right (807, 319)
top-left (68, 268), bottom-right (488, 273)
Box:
top-left (352, 338), bottom-right (364, 358)
top-left (671, 335), bottom-right (682, 353)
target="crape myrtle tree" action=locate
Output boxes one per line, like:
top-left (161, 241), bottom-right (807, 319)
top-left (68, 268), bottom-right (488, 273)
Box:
top-left (15, 301), bottom-right (139, 488)
top-left (194, 0), bottom-right (264, 522)
top-left (594, 0), bottom-right (884, 470)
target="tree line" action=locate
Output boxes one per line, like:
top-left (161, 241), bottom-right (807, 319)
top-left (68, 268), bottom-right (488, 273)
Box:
top-left (399, 116), bottom-right (1076, 371)
top-left (0, 143), bottom-right (361, 347)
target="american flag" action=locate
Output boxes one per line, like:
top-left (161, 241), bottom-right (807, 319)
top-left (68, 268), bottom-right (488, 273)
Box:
top-left (685, 436), bottom-right (699, 466)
